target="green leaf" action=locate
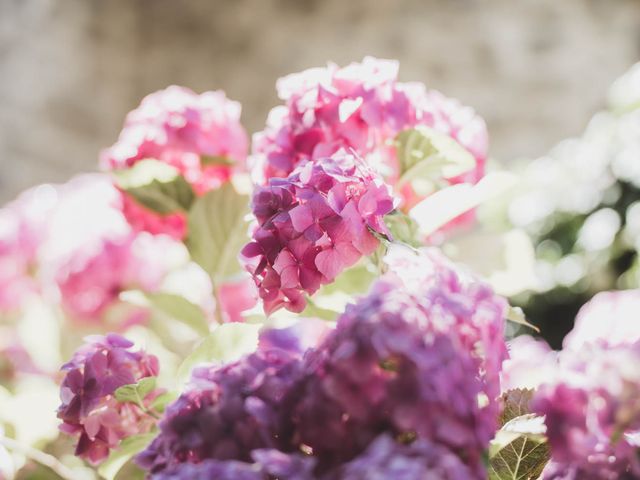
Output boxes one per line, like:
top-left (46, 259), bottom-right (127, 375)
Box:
top-left (395, 127), bottom-right (476, 188)
top-left (201, 155), bottom-right (234, 166)
top-left (301, 298), bottom-right (339, 321)
top-left (186, 183), bottom-right (250, 283)
top-left (506, 306), bottom-right (540, 333)
top-left (490, 390), bottom-right (550, 480)
top-left (489, 415), bottom-right (550, 480)
top-left (319, 262), bottom-right (375, 295)
top-left (114, 377), bottom-right (157, 407)
top-left (500, 388), bottom-right (535, 425)
top-left (384, 211), bottom-right (421, 247)
top-left (98, 433), bottom-right (156, 480)
top-left (144, 292), bottom-right (210, 336)
top-left (177, 323), bottom-right (261, 382)
top-left (114, 159), bottom-right (195, 214)
top-left (149, 391), bottom-right (178, 414)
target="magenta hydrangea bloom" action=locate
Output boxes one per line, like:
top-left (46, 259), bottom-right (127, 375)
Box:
top-left (287, 252), bottom-right (508, 475)
top-left (138, 345), bottom-right (305, 474)
top-left (240, 150), bottom-right (395, 314)
top-left (532, 341), bottom-right (640, 479)
top-left (101, 86), bottom-right (248, 238)
top-left (57, 334), bottom-right (161, 465)
top-left (251, 57), bottom-right (487, 205)
top-left (333, 434), bottom-right (477, 480)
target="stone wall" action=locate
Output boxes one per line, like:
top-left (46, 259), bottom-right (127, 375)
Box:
top-left (1, 0), bottom-right (640, 202)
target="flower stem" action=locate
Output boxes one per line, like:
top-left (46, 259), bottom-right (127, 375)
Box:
top-left (0, 436), bottom-right (82, 480)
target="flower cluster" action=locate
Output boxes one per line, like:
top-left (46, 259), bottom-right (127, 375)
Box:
top-left (240, 150), bottom-right (395, 314)
top-left (140, 250), bottom-right (507, 478)
top-left (533, 341), bottom-right (640, 479)
top-left (0, 174), bottom-right (172, 324)
top-left (101, 86), bottom-right (249, 238)
top-left (288, 253), bottom-right (507, 476)
top-left (138, 345), bottom-right (304, 473)
top-left (57, 334), bottom-right (161, 464)
top-left (0, 181), bottom-right (61, 313)
top-left (251, 56), bottom-right (487, 200)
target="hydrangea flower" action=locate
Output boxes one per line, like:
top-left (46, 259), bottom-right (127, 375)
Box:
top-left (57, 334), bottom-right (161, 464)
top-left (150, 450), bottom-right (315, 480)
top-left (101, 86), bottom-right (248, 238)
top-left (563, 289), bottom-right (640, 350)
top-left (532, 341), bottom-right (640, 479)
top-left (43, 175), bottom-right (172, 324)
top-left (138, 345), bottom-right (305, 473)
top-left (0, 184), bottom-right (56, 312)
top-left (500, 335), bottom-right (558, 392)
top-left (333, 434), bottom-right (477, 480)
top-left (287, 250), bottom-right (508, 475)
top-left (251, 57), bottom-right (487, 206)
top-left (240, 150), bottom-right (395, 314)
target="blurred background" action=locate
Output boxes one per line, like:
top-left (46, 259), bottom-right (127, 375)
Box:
top-left (2, 0), bottom-right (640, 204)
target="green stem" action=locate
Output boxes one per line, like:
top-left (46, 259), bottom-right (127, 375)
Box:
top-left (0, 436), bottom-right (81, 480)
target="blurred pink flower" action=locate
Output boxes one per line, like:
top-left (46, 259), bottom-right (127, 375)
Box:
top-left (101, 86), bottom-right (248, 238)
top-left (564, 289), bottom-right (640, 350)
top-left (217, 277), bottom-right (258, 323)
top-left (500, 335), bottom-right (558, 392)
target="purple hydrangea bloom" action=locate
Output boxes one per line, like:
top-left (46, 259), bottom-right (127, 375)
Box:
top-left (331, 434), bottom-right (477, 480)
top-left (57, 334), bottom-right (160, 464)
top-left (240, 150), bottom-right (395, 314)
top-left (533, 341), bottom-right (640, 479)
top-left (287, 249), bottom-right (508, 475)
top-left (138, 346), bottom-right (304, 474)
top-left (150, 449), bottom-right (315, 480)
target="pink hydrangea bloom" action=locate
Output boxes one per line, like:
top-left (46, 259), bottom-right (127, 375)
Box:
top-left (0, 184), bottom-right (57, 312)
top-left (564, 290), bottom-right (640, 350)
top-left (533, 341), bottom-right (640, 479)
top-left (40, 175), bottom-right (171, 324)
top-left (240, 151), bottom-right (395, 314)
top-left (500, 335), bottom-right (558, 392)
top-left (58, 334), bottom-right (162, 464)
top-left (251, 57), bottom-right (487, 209)
top-left (217, 277), bottom-right (258, 323)
top-left (101, 86), bottom-right (249, 238)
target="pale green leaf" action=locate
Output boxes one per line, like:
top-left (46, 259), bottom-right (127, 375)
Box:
top-left (98, 433), bottom-right (156, 480)
top-left (384, 211), bottom-right (421, 247)
top-left (177, 323), bottom-right (261, 382)
top-left (409, 171), bottom-right (517, 236)
top-left (186, 183), bottom-right (250, 283)
top-left (114, 159), bottom-right (195, 214)
top-left (114, 377), bottom-right (156, 407)
top-left (506, 306), bottom-right (540, 333)
top-left (149, 391), bottom-right (178, 414)
top-left (395, 127), bottom-right (476, 188)
top-left (500, 388), bottom-right (535, 425)
top-left (144, 292), bottom-right (209, 336)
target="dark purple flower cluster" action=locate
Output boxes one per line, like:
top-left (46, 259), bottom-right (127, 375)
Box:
top-left (150, 450), bottom-right (315, 480)
top-left (334, 434), bottom-right (475, 480)
top-left (240, 150), bottom-right (395, 314)
top-left (140, 250), bottom-right (507, 479)
top-left (57, 334), bottom-right (160, 464)
top-left (138, 346), bottom-right (304, 473)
